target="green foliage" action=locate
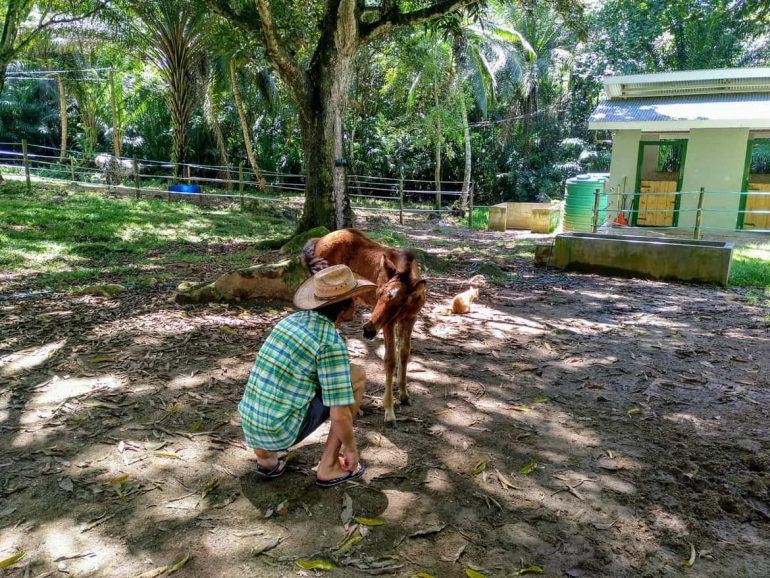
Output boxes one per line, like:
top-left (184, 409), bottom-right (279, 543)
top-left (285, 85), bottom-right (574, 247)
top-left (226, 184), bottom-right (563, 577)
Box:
top-left (593, 0), bottom-right (769, 73)
top-left (0, 0), bottom-right (769, 211)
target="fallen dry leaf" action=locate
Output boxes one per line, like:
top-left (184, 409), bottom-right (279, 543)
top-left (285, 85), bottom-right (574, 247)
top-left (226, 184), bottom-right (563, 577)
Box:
top-left (472, 459), bottom-right (488, 475)
top-left (296, 559), bottom-right (335, 571)
top-left (355, 517), bottom-right (385, 526)
top-left (0, 551), bottom-right (25, 568)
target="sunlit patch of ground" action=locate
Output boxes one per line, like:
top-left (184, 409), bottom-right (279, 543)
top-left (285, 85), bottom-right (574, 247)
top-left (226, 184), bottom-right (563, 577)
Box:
top-left (0, 194), bottom-right (768, 576)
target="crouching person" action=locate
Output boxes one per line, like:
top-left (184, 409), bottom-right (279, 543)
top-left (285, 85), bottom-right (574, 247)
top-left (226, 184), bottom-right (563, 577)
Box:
top-left (239, 265), bottom-right (375, 488)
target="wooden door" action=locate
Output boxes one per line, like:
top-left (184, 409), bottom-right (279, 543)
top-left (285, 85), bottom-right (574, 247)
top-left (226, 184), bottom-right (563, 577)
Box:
top-left (743, 182), bottom-right (770, 230)
top-left (636, 180), bottom-right (678, 226)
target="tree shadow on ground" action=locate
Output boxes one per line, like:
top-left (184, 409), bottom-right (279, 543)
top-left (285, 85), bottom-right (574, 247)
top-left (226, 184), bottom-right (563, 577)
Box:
top-left (1, 221), bottom-right (769, 576)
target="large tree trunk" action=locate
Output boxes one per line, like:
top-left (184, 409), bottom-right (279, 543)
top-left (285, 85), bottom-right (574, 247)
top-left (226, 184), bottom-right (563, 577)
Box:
top-left (57, 75), bottom-right (67, 161)
top-left (230, 58), bottom-right (265, 189)
top-left (297, 14), bottom-right (357, 232)
top-left (298, 86), bottom-right (353, 231)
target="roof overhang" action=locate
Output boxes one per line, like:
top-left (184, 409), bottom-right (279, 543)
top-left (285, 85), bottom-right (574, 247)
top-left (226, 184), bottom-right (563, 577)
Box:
top-left (603, 67), bottom-right (770, 99)
top-left (589, 93), bottom-right (770, 131)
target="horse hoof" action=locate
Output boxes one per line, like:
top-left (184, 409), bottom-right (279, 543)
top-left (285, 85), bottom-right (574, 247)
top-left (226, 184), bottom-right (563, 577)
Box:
top-left (384, 410), bottom-right (397, 426)
top-left (400, 396), bottom-right (411, 406)
top-left (384, 419), bottom-right (397, 428)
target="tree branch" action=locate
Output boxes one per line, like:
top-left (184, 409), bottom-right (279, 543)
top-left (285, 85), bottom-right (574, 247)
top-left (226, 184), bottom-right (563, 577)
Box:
top-left (204, 0), bottom-right (262, 34)
top-left (14, 3), bottom-right (106, 55)
top-left (360, 0), bottom-right (476, 41)
top-left (254, 0), bottom-right (305, 98)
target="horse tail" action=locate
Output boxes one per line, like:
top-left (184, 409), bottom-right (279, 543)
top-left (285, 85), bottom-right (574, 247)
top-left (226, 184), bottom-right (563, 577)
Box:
top-left (301, 238), bottom-right (329, 273)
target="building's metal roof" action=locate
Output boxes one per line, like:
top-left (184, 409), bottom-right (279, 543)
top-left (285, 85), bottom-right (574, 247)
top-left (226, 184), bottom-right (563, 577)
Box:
top-left (604, 67), bottom-right (770, 86)
top-left (588, 92), bottom-right (770, 130)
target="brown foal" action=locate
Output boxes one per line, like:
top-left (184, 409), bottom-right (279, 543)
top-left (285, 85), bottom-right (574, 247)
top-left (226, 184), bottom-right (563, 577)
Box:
top-left (302, 229), bottom-right (427, 424)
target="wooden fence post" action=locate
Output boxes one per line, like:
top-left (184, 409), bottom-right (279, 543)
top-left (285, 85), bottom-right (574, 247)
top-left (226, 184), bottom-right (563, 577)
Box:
top-left (69, 155), bottom-right (75, 182)
top-left (239, 162), bottom-right (244, 210)
top-left (468, 183), bottom-right (474, 229)
top-left (591, 188), bottom-right (601, 233)
top-left (694, 187), bottom-right (705, 240)
top-left (133, 157), bottom-right (140, 200)
top-left (399, 176), bottom-right (404, 225)
top-left (22, 139), bottom-right (31, 194)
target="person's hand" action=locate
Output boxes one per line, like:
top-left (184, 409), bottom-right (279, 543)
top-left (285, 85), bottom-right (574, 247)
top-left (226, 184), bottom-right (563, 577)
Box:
top-left (341, 446), bottom-right (359, 472)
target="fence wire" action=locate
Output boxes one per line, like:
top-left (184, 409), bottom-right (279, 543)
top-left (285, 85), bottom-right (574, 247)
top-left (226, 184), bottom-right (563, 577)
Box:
top-left (0, 142), bottom-right (484, 228)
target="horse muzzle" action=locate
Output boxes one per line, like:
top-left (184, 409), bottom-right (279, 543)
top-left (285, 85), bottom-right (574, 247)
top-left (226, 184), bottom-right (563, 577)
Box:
top-left (362, 323), bottom-right (378, 340)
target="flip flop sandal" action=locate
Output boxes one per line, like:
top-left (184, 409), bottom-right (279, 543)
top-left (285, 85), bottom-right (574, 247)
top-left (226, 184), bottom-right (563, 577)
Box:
top-left (315, 464), bottom-right (366, 489)
top-left (254, 459), bottom-right (287, 479)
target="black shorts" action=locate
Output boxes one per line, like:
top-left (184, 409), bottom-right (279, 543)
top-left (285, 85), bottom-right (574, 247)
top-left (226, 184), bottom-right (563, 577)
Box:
top-left (292, 389), bottom-right (330, 446)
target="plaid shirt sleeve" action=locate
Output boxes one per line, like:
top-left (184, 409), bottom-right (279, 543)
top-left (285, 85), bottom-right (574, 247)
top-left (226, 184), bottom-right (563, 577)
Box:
top-left (316, 341), bottom-right (355, 407)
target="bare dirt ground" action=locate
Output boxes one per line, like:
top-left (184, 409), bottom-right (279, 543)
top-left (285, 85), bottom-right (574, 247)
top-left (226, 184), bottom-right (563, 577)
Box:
top-left (1, 218), bottom-right (769, 578)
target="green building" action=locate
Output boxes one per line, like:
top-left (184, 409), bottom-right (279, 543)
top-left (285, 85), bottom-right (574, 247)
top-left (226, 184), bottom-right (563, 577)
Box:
top-left (589, 68), bottom-right (770, 233)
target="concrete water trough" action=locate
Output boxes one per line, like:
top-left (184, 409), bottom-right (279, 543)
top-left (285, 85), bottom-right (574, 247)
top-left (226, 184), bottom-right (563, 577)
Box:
top-left (549, 232), bottom-right (733, 285)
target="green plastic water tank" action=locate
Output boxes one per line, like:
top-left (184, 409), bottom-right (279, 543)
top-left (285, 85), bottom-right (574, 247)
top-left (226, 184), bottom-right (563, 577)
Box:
top-left (564, 174), bottom-right (609, 232)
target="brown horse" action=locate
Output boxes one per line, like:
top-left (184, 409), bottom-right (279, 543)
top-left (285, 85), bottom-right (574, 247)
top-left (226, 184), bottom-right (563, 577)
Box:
top-left (302, 229), bottom-right (427, 424)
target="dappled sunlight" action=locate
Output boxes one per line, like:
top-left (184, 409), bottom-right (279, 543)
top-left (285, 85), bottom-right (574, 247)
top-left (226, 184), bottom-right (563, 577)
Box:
top-left (663, 411), bottom-right (723, 434)
top-left (380, 489), bottom-right (420, 523)
top-left (33, 374), bottom-right (123, 406)
top-left (1, 204), bottom-right (768, 576)
top-left (361, 431), bottom-right (409, 479)
top-left (0, 339), bottom-right (66, 376)
top-left (0, 517), bottom-right (130, 576)
top-left (11, 375), bottom-right (123, 449)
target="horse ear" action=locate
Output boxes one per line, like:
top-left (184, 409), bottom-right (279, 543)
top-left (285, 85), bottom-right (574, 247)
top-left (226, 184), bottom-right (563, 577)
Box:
top-left (380, 254), bottom-right (397, 277)
top-left (412, 279), bottom-right (427, 297)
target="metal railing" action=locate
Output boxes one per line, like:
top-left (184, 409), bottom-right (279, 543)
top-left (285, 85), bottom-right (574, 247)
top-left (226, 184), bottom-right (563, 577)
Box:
top-left (587, 187), bottom-right (770, 238)
top-left (0, 141), bottom-right (482, 227)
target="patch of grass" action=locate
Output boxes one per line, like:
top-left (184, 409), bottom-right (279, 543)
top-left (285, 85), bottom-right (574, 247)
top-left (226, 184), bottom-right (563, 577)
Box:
top-left (369, 229), bottom-right (409, 248)
top-left (413, 249), bottom-right (453, 274)
top-left (470, 207), bottom-right (489, 230)
top-left (0, 186), bottom-right (292, 290)
top-left (730, 243), bottom-right (770, 288)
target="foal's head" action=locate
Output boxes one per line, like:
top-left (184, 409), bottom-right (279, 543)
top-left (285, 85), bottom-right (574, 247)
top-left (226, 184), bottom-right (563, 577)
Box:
top-left (362, 253), bottom-right (426, 340)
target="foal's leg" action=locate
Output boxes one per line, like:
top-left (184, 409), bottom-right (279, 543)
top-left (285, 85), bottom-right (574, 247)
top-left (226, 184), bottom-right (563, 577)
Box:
top-left (382, 323), bottom-right (397, 425)
top-left (396, 316), bottom-right (417, 406)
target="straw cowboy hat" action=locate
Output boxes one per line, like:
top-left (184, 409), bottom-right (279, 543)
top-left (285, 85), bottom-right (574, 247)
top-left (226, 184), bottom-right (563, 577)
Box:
top-left (294, 265), bottom-right (376, 310)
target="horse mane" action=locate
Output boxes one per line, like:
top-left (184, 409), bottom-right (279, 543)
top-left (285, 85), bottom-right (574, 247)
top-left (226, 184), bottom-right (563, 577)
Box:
top-left (394, 249), bottom-right (422, 284)
top-left (301, 238), bottom-right (329, 273)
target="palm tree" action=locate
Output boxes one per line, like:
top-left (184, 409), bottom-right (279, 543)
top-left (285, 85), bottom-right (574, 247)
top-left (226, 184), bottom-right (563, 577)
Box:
top-left (446, 6), bottom-right (537, 206)
top-left (135, 0), bottom-right (206, 175)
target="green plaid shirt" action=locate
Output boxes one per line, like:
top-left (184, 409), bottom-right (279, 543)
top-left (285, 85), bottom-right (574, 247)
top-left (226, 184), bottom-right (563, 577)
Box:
top-left (239, 310), bottom-right (355, 450)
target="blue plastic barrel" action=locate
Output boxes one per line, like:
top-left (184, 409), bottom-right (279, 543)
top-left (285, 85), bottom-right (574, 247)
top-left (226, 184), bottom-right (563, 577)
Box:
top-left (168, 184), bottom-right (201, 194)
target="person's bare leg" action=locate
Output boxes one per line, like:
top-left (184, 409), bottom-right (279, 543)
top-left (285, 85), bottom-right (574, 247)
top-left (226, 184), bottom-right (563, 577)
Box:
top-left (253, 448), bottom-right (279, 470)
top-left (335, 364), bottom-right (366, 464)
top-left (349, 363), bottom-right (366, 419)
top-left (316, 424), bottom-right (349, 481)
